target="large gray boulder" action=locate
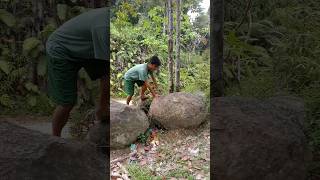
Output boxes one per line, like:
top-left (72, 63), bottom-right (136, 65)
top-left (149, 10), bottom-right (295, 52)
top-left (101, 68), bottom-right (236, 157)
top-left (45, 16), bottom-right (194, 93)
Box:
top-left (212, 96), bottom-right (308, 180)
top-left (148, 92), bottom-right (208, 129)
top-left (0, 121), bottom-right (106, 180)
top-left (87, 100), bottom-right (149, 149)
top-left (110, 100), bottom-right (149, 148)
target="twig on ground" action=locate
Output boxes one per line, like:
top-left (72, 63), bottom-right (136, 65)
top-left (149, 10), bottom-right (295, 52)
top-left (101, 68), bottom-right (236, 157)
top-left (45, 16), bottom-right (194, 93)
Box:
top-left (111, 155), bottom-right (130, 164)
top-left (117, 162), bottom-right (130, 180)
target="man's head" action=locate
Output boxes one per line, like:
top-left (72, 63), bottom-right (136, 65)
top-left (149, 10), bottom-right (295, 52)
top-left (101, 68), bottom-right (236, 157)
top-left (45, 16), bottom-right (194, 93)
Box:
top-left (147, 56), bottom-right (161, 71)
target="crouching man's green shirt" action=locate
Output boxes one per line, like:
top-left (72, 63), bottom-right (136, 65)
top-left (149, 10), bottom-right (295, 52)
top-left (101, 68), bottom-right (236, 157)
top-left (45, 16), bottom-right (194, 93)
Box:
top-left (46, 7), bottom-right (109, 105)
top-left (123, 63), bottom-right (153, 96)
top-left (46, 7), bottom-right (109, 61)
top-left (124, 63), bottom-right (152, 81)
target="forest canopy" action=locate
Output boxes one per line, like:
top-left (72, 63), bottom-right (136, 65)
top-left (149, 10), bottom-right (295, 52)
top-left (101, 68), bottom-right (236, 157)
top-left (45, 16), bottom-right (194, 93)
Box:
top-left (110, 0), bottom-right (209, 97)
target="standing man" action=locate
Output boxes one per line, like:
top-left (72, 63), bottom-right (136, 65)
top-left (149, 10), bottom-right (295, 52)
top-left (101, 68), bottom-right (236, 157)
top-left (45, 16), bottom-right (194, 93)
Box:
top-left (123, 56), bottom-right (161, 105)
top-left (46, 7), bottom-right (109, 137)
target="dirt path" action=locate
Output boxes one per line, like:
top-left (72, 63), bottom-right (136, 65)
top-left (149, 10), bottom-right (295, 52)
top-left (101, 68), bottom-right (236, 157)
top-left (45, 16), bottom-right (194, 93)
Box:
top-left (0, 115), bottom-right (71, 138)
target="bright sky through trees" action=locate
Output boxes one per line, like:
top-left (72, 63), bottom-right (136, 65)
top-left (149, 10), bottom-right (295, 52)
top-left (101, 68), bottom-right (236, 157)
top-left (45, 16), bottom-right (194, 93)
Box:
top-left (188, 0), bottom-right (210, 22)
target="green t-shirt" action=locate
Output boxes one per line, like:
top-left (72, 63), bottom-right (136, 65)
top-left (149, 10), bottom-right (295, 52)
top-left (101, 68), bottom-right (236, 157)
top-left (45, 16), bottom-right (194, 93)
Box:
top-left (46, 7), bottom-right (109, 61)
top-left (124, 63), bottom-right (152, 81)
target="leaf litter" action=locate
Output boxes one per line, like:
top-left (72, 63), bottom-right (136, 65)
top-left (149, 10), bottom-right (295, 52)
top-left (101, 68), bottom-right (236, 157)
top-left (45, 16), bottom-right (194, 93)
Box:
top-left (110, 120), bottom-right (210, 179)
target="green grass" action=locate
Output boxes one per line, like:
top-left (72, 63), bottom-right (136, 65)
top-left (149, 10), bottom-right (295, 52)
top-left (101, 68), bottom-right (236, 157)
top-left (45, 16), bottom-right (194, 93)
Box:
top-left (127, 164), bottom-right (195, 179)
top-left (127, 164), bottom-right (161, 180)
top-left (167, 169), bottom-right (195, 179)
top-left (0, 94), bottom-right (55, 116)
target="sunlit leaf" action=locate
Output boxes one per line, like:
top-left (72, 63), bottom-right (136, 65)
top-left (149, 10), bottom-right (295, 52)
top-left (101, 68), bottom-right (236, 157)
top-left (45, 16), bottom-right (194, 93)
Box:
top-left (25, 82), bottom-right (40, 94)
top-left (0, 94), bottom-right (11, 107)
top-left (57, 4), bottom-right (68, 21)
top-left (0, 9), bottom-right (16, 27)
top-left (0, 61), bottom-right (10, 74)
top-left (23, 37), bottom-right (41, 56)
top-left (27, 96), bottom-right (37, 107)
top-left (37, 56), bottom-right (47, 76)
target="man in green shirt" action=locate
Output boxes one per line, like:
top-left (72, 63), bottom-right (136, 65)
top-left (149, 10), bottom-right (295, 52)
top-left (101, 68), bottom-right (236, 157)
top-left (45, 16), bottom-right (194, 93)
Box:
top-left (46, 7), bottom-right (109, 137)
top-left (124, 56), bottom-right (161, 105)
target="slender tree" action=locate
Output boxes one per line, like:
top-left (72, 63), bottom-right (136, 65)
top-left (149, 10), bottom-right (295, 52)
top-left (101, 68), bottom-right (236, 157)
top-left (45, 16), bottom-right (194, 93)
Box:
top-left (175, 0), bottom-right (181, 92)
top-left (211, 2), bottom-right (224, 179)
top-left (168, 0), bottom-right (174, 93)
top-left (210, 0), bottom-right (224, 97)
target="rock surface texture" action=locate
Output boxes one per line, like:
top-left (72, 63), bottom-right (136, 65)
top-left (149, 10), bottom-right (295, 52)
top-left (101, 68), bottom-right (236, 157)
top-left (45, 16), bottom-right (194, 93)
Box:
top-left (0, 121), bottom-right (106, 180)
top-left (88, 100), bottom-right (149, 149)
top-left (212, 96), bottom-right (308, 180)
top-left (148, 92), bottom-right (208, 129)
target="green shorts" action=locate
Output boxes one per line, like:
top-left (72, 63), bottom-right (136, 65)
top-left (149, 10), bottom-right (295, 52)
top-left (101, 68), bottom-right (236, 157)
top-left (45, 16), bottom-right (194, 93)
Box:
top-left (47, 55), bottom-right (108, 105)
top-left (123, 79), bottom-right (145, 96)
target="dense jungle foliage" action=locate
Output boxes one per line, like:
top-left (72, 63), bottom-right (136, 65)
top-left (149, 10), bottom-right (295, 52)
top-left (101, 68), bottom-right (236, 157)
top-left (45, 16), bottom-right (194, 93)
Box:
top-left (0, 0), bottom-right (107, 114)
top-left (222, 0), bottom-right (320, 178)
top-left (110, 0), bottom-right (209, 98)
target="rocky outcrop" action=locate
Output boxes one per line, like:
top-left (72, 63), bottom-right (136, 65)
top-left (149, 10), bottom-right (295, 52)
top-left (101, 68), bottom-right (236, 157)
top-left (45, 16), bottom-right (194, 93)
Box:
top-left (148, 92), bottom-right (208, 129)
top-left (0, 121), bottom-right (106, 180)
top-left (87, 100), bottom-right (149, 149)
top-left (212, 96), bottom-right (308, 180)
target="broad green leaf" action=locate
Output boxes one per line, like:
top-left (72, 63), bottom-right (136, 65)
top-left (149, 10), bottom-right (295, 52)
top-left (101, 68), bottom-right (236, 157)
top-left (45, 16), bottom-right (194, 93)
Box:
top-left (0, 61), bottom-right (10, 74)
top-left (0, 9), bottom-right (16, 27)
top-left (79, 69), bottom-right (87, 79)
top-left (1, 47), bottom-right (10, 57)
top-left (160, 73), bottom-right (167, 77)
top-left (25, 82), bottom-right (40, 94)
top-left (40, 24), bottom-right (56, 39)
top-left (0, 94), bottom-right (11, 107)
top-left (57, 4), bottom-right (68, 21)
top-left (23, 37), bottom-right (41, 56)
top-left (30, 46), bottom-right (41, 58)
top-left (27, 96), bottom-right (37, 107)
top-left (37, 56), bottom-right (47, 76)
top-left (117, 73), bottom-right (123, 78)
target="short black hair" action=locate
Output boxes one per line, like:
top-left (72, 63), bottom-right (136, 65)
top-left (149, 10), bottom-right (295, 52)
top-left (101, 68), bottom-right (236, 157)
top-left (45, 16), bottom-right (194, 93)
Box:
top-left (149, 56), bottom-right (161, 66)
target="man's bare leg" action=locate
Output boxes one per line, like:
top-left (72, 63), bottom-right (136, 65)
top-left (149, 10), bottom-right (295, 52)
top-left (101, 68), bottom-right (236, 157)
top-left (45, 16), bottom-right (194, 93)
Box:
top-left (52, 105), bottom-right (73, 137)
top-left (126, 95), bottom-right (132, 105)
top-left (95, 76), bottom-right (108, 122)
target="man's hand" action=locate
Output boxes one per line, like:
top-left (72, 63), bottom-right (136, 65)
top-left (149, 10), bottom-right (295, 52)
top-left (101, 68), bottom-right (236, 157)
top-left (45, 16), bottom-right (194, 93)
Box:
top-left (152, 93), bottom-right (160, 98)
top-left (151, 74), bottom-right (158, 90)
top-left (141, 95), bottom-right (149, 101)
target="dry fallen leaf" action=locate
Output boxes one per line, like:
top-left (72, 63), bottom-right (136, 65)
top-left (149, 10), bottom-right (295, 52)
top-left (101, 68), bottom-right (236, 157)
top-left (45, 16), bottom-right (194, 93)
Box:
top-left (181, 155), bottom-right (189, 161)
top-left (189, 148), bottom-right (199, 156)
top-left (195, 174), bottom-right (203, 180)
top-left (144, 146), bottom-right (151, 151)
top-left (139, 159), bottom-right (147, 166)
top-left (188, 160), bottom-right (192, 168)
top-left (110, 125), bottom-right (209, 179)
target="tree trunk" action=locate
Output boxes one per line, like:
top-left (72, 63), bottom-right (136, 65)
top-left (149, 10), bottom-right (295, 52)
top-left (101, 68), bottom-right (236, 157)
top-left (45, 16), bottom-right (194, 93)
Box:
top-left (31, 0), bottom-right (41, 85)
top-left (210, 1), bottom-right (224, 178)
top-left (167, 0), bottom-right (174, 93)
top-left (163, 2), bottom-right (167, 35)
top-left (175, 0), bottom-right (181, 92)
top-left (237, 57), bottom-right (240, 82)
top-left (210, 0), bottom-right (224, 97)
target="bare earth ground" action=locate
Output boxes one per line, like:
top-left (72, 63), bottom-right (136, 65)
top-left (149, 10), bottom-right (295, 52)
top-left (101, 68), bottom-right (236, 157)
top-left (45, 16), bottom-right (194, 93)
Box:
top-left (0, 100), bottom-right (210, 179)
top-left (0, 115), bottom-right (71, 138)
top-left (110, 118), bottom-right (210, 179)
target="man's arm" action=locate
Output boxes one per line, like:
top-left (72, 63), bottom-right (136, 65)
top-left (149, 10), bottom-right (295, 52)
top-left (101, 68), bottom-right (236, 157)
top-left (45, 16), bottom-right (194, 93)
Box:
top-left (144, 80), bottom-right (158, 97)
top-left (150, 73), bottom-right (158, 89)
top-left (96, 75), bottom-right (108, 122)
